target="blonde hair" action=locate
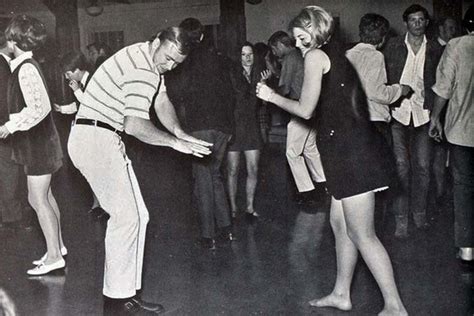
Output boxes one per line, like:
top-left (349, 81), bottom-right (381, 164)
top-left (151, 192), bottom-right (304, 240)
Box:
top-left (289, 5), bottom-right (334, 48)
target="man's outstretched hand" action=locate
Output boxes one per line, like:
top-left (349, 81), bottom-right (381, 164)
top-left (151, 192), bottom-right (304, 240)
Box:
top-left (173, 131), bottom-right (213, 157)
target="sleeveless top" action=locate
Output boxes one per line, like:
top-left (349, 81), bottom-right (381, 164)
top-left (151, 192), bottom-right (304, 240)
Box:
top-left (8, 58), bottom-right (63, 171)
top-left (314, 40), bottom-right (394, 199)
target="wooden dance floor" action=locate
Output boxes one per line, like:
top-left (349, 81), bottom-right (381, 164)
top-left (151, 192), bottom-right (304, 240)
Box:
top-left (0, 139), bottom-right (472, 315)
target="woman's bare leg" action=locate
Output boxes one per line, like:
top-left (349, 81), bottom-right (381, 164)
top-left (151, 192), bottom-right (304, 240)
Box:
top-left (227, 151), bottom-right (241, 217)
top-left (28, 175), bottom-right (62, 264)
top-left (244, 150), bottom-right (260, 214)
top-left (342, 192), bottom-right (407, 316)
top-left (47, 188), bottom-right (65, 250)
top-left (309, 196), bottom-right (356, 310)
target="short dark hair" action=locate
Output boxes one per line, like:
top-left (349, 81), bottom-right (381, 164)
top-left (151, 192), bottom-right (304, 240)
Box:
top-left (268, 31), bottom-right (294, 47)
top-left (157, 26), bottom-right (191, 56)
top-left (61, 51), bottom-right (89, 73)
top-left (86, 42), bottom-right (98, 51)
top-left (179, 17), bottom-right (204, 45)
top-left (5, 15), bottom-right (47, 51)
top-left (359, 13), bottom-right (389, 45)
top-left (99, 43), bottom-right (111, 55)
top-left (403, 4), bottom-right (430, 22)
top-left (241, 41), bottom-right (255, 52)
top-left (86, 42), bottom-right (110, 55)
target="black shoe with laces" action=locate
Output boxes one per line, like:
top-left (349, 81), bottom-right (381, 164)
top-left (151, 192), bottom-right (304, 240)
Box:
top-left (104, 296), bottom-right (165, 315)
top-left (130, 298), bottom-right (165, 313)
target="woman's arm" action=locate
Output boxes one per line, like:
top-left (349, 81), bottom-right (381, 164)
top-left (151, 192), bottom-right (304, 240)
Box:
top-left (256, 49), bottom-right (328, 120)
top-left (4, 63), bottom-right (51, 134)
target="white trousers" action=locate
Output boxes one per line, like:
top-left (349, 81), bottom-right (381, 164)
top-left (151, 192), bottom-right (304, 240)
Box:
top-left (68, 125), bottom-right (149, 298)
top-left (286, 117), bottom-right (326, 192)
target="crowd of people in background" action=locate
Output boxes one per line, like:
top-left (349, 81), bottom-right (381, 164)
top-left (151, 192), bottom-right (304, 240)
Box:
top-left (0, 2), bottom-right (473, 315)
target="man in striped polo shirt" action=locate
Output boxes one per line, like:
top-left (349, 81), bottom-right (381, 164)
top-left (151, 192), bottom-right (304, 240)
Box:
top-left (68, 27), bottom-right (212, 315)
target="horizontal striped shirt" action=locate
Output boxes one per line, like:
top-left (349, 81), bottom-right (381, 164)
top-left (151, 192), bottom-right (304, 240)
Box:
top-left (76, 42), bottom-right (164, 131)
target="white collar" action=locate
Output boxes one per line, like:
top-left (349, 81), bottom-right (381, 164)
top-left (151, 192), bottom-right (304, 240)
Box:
top-left (404, 33), bottom-right (427, 52)
top-left (437, 37), bottom-right (447, 46)
top-left (0, 53), bottom-right (11, 63)
top-left (81, 71), bottom-right (90, 86)
top-left (10, 51), bottom-right (33, 72)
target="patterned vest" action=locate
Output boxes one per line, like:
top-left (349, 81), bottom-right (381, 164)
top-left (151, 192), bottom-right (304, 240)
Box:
top-left (7, 58), bottom-right (62, 167)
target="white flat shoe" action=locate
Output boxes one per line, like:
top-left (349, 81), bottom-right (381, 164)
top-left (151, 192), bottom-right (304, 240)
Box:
top-left (32, 247), bottom-right (68, 265)
top-left (27, 258), bottom-right (66, 276)
top-left (459, 247), bottom-right (473, 261)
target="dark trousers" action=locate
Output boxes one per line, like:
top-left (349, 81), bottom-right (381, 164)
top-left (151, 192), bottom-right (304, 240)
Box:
top-left (432, 140), bottom-right (449, 199)
top-left (391, 120), bottom-right (433, 217)
top-left (450, 144), bottom-right (473, 247)
top-left (191, 130), bottom-right (232, 238)
top-left (373, 121), bottom-right (392, 148)
top-left (0, 144), bottom-right (27, 223)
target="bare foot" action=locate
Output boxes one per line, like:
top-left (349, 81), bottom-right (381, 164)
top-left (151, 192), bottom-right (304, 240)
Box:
top-left (378, 306), bottom-right (408, 316)
top-left (308, 293), bottom-right (352, 311)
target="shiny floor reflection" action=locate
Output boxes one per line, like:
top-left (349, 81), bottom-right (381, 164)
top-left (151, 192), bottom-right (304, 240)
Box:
top-left (0, 144), bottom-right (472, 315)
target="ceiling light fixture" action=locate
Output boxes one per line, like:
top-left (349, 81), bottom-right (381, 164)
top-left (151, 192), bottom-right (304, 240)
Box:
top-left (86, 0), bottom-right (104, 17)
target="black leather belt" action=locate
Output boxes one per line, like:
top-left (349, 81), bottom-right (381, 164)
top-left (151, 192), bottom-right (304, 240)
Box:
top-left (73, 118), bottom-right (124, 137)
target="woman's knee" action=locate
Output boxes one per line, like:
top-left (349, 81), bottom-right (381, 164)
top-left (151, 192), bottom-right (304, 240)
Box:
top-left (346, 226), bottom-right (376, 246)
top-left (28, 191), bottom-right (48, 212)
top-left (227, 164), bottom-right (239, 177)
top-left (247, 164), bottom-right (259, 179)
top-left (329, 215), bottom-right (345, 234)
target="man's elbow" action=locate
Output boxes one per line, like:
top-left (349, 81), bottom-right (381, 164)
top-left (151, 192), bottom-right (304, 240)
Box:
top-left (124, 117), bottom-right (140, 136)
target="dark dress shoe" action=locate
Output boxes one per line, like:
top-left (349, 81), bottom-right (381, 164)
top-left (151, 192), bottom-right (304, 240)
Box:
top-left (245, 211), bottom-right (259, 218)
top-left (130, 298), bottom-right (165, 313)
top-left (459, 259), bottom-right (474, 272)
top-left (218, 226), bottom-right (237, 242)
top-left (216, 232), bottom-right (237, 243)
top-left (201, 238), bottom-right (216, 250)
top-left (226, 232), bottom-right (237, 241)
top-left (104, 296), bottom-right (164, 315)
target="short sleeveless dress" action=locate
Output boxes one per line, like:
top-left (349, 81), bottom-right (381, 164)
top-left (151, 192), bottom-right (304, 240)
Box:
top-left (228, 63), bottom-right (262, 151)
top-left (315, 41), bottom-right (395, 200)
top-left (8, 58), bottom-right (63, 175)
